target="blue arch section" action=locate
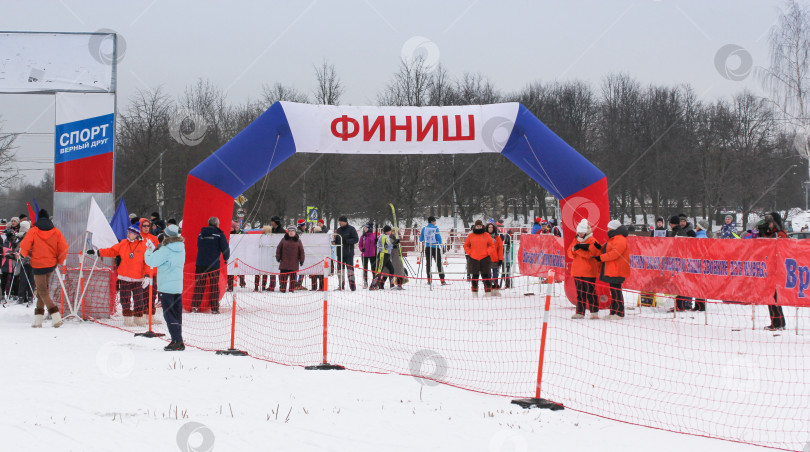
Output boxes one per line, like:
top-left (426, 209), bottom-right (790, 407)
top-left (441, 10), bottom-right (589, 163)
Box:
top-left (501, 104), bottom-right (604, 200)
top-left (189, 102), bottom-right (297, 198)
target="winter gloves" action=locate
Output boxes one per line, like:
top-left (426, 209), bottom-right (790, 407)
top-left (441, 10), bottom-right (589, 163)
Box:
top-left (141, 277), bottom-right (152, 289)
top-left (573, 243), bottom-right (590, 251)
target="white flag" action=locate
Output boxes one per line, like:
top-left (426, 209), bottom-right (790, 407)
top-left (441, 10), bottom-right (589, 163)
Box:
top-left (86, 197), bottom-right (119, 249)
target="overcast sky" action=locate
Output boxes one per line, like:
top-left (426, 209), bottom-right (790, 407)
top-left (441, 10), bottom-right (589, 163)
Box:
top-left (0, 0), bottom-right (786, 183)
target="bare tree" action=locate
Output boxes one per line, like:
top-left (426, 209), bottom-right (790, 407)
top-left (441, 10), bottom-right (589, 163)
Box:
top-left (377, 56), bottom-right (433, 107)
top-left (758, 0), bottom-right (810, 207)
top-left (0, 118), bottom-right (19, 189)
top-left (260, 82), bottom-right (309, 108)
top-left (313, 59), bottom-right (344, 105)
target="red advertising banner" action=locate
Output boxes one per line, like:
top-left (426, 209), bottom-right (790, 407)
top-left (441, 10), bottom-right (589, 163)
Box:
top-left (519, 234), bottom-right (810, 307)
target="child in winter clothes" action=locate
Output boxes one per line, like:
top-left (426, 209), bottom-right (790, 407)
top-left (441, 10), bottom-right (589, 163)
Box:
top-left (90, 225), bottom-right (151, 327)
top-left (370, 226), bottom-right (399, 290)
top-left (568, 219), bottom-right (601, 319)
top-left (719, 215), bottom-right (739, 239)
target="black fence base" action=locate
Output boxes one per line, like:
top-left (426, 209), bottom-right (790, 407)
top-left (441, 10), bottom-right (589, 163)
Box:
top-left (511, 398), bottom-right (564, 411)
top-left (305, 363), bottom-right (345, 370)
top-left (215, 349), bottom-right (248, 356)
top-left (134, 331), bottom-right (165, 338)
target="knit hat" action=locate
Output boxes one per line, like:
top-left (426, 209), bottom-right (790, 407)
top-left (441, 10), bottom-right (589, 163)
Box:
top-left (365, 223), bottom-right (373, 229)
top-left (497, 219), bottom-right (504, 226)
top-left (127, 225), bottom-right (140, 236)
top-left (38, 209), bottom-right (49, 219)
top-left (697, 219), bottom-right (709, 231)
top-left (535, 217), bottom-right (542, 224)
top-left (165, 224), bottom-right (180, 236)
top-left (487, 218), bottom-right (495, 224)
top-left (286, 225), bottom-right (297, 232)
top-left (9, 216), bottom-right (19, 224)
top-left (297, 219), bottom-right (306, 226)
top-left (129, 213), bottom-right (137, 220)
top-left (270, 216), bottom-right (281, 225)
top-left (474, 219), bottom-right (484, 227)
top-left (576, 219), bottom-right (590, 234)
top-left (427, 216), bottom-right (436, 223)
top-left (318, 219), bottom-right (325, 225)
top-left (607, 220), bottom-right (622, 231)
top-left (383, 225), bottom-right (392, 233)
top-left (151, 212), bottom-right (160, 219)
top-left (338, 216), bottom-right (348, 223)
top-left (669, 215), bottom-right (680, 226)
top-left (656, 217), bottom-right (664, 223)
top-left (725, 215), bottom-right (733, 221)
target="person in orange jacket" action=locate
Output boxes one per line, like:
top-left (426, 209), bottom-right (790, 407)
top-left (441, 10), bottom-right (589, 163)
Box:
top-left (464, 220), bottom-right (495, 296)
top-left (19, 209), bottom-right (68, 328)
top-left (88, 224), bottom-right (151, 327)
top-left (568, 219), bottom-right (602, 319)
top-left (592, 219), bottom-right (630, 319)
top-left (485, 222), bottom-right (504, 296)
top-left (138, 217), bottom-right (161, 322)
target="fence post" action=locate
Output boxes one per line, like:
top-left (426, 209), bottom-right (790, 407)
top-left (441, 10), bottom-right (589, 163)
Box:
top-left (216, 291), bottom-right (248, 356)
top-left (306, 258), bottom-right (345, 370)
top-left (512, 270), bottom-right (563, 410)
top-left (134, 285), bottom-right (165, 338)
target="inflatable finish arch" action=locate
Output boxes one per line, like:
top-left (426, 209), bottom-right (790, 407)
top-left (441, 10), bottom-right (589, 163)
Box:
top-left (181, 102), bottom-right (609, 307)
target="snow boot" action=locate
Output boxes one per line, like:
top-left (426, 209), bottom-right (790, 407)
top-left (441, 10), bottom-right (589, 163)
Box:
top-left (134, 315), bottom-right (147, 327)
top-left (32, 314), bottom-right (43, 328)
top-left (124, 316), bottom-right (135, 327)
top-left (590, 313), bottom-right (600, 320)
top-left (49, 307), bottom-right (63, 328)
top-left (571, 313), bottom-right (585, 319)
top-left (164, 341), bottom-right (185, 351)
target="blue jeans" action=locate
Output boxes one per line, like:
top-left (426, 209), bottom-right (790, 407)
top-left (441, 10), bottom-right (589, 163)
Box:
top-left (160, 292), bottom-right (183, 342)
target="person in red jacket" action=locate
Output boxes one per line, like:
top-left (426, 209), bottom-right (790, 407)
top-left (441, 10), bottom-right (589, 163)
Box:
top-left (568, 219), bottom-right (601, 319)
top-left (19, 209), bottom-right (68, 328)
top-left (89, 225), bottom-right (150, 327)
top-left (464, 220), bottom-right (495, 296)
top-left (593, 219), bottom-right (630, 319)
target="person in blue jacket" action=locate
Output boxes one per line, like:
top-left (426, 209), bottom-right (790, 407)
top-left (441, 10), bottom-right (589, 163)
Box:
top-left (144, 224), bottom-right (186, 351)
top-left (419, 216), bottom-right (446, 285)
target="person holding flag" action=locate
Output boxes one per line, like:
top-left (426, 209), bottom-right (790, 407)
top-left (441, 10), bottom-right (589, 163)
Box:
top-left (88, 224), bottom-right (151, 327)
top-left (19, 209), bottom-right (68, 328)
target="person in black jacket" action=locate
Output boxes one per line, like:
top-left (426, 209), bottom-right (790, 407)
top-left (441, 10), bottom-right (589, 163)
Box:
top-left (650, 217), bottom-right (666, 237)
top-left (667, 215), bottom-right (695, 311)
top-left (192, 217), bottom-right (230, 314)
top-left (334, 216), bottom-right (359, 291)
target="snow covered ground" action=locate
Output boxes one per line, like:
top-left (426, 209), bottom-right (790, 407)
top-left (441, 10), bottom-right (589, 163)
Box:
top-left (0, 302), bottom-right (771, 452)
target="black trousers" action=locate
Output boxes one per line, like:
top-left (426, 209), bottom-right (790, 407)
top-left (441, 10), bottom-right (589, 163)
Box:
top-left (574, 277), bottom-right (598, 314)
top-left (361, 256), bottom-right (376, 283)
top-left (192, 267), bottom-right (220, 311)
top-left (424, 247), bottom-right (445, 282)
top-left (160, 292), bottom-right (183, 342)
top-left (469, 256), bottom-right (492, 291)
top-left (377, 254), bottom-right (395, 286)
top-left (337, 255), bottom-right (356, 290)
top-left (609, 282), bottom-right (625, 317)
